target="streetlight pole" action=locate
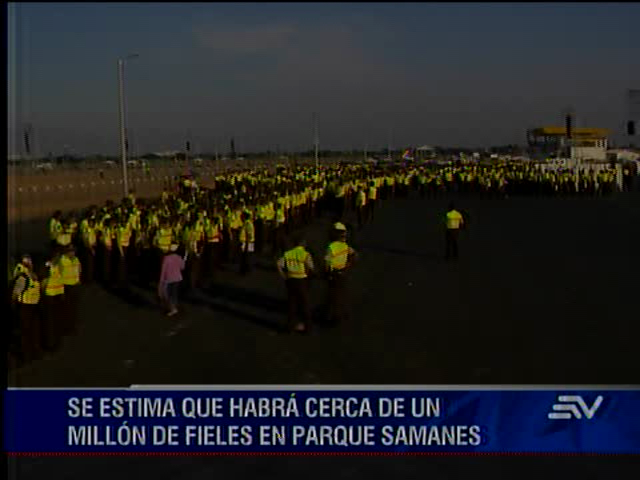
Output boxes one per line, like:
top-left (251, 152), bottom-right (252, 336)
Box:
top-left (118, 54), bottom-right (138, 198)
top-left (313, 112), bottom-right (319, 171)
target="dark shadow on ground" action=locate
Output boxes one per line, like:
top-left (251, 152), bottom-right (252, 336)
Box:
top-left (182, 288), bottom-right (285, 333)
top-left (103, 284), bottom-right (158, 309)
top-left (358, 244), bottom-right (441, 260)
top-left (201, 283), bottom-right (287, 312)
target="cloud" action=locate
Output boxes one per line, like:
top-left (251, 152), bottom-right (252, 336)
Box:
top-left (194, 24), bottom-right (298, 54)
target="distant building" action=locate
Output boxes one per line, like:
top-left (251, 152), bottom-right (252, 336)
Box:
top-left (607, 148), bottom-right (640, 162)
top-left (527, 126), bottom-right (609, 161)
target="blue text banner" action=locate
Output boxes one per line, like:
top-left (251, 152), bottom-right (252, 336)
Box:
top-left (4, 388), bottom-right (640, 454)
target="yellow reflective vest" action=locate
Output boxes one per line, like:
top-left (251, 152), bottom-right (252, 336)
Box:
top-left (83, 227), bottom-right (97, 248)
top-left (59, 256), bottom-right (81, 286)
top-left (155, 228), bottom-right (173, 252)
top-left (239, 220), bottom-right (255, 244)
top-left (117, 225), bottom-right (131, 248)
top-left (281, 246), bottom-right (311, 279)
top-left (44, 264), bottom-right (65, 296)
top-left (325, 241), bottom-right (350, 271)
top-left (15, 274), bottom-right (41, 304)
top-left (446, 210), bottom-right (464, 229)
top-left (56, 231), bottom-right (72, 246)
top-left (49, 218), bottom-right (62, 240)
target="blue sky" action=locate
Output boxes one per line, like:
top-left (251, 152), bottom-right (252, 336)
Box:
top-left (7, 2), bottom-right (640, 155)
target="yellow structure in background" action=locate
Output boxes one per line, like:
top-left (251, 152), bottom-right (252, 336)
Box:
top-left (530, 127), bottom-right (609, 139)
top-left (527, 126), bottom-right (609, 160)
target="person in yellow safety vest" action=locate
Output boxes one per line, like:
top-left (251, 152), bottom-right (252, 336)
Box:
top-left (154, 219), bottom-right (174, 281)
top-left (115, 220), bottom-right (131, 288)
top-left (273, 198), bottom-right (287, 254)
top-left (239, 211), bottom-right (255, 275)
top-left (366, 180), bottom-right (378, 222)
top-left (42, 252), bottom-right (65, 353)
top-left (184, 218), bottom-right (204, 291)
top-left (445, 202), bottom-right (464, 260)
top-left (56, 220), bottom-right (73, 249)
top-left (355, 188), bottom-right (367, 229)
top-left (11, 255), bottom-right (42, 364)
top-left (324, 222), bottom-right (357, 327)
top-left (81, 217), bottom-right (97, 284)
top-left (277, 234), bottom-right (316, 334)
top-left (98, 217), bottom-right (115, 286)
top-left (335, 182), bottom-right (346, 218)
top-left (155, 220), bottom-right (173, 254)
top-left (127, 189), bottom-right (136, 204)
top-left (253, 203), bottom-right (267, 255)
top-left (13, 256), bottom-right (29, 279)
top-left (203, 214), bottom-right (223, 286)
top-left (161, 188), bottom-right (170, 204)
top-left (49, 211), bottom-right (63, 252)
top-left (60, 246), bottom-right (82, 334)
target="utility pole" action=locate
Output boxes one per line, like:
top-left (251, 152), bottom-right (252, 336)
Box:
top-left (117, 53), bottom-right (139, 197)
top-left (313, 112), bottom-right (319, 171)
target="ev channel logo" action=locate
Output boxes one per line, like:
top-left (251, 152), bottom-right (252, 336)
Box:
top-left (547, 395), bottom-right (604, 420)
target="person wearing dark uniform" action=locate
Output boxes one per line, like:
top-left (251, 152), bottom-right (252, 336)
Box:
top-left (11, 255), bottom-right (42, 364)
top-left (184, 218), bottom-right (204, 292)
top-left (239, 211), bottom-right (255, 275)
top-left (324, 222), bottom-right (357, 327)
top-left (81, 217), bottom-right (97, 284)
top-left (115, 219), bottom-right (132, 289)
top-left (41, 253), bottom-right (65, 353)
top-left (59, 246), bottom-right (82, 334)
top-left (277, 235), bottom-right (315, 334)
top-left (355, 187), bottom-right (367, 229)
top-left (204, 214), bottom-right (223, 287)
top-left (445, 202), bottom-right (464, 260)
top-left (48, 211), bottom-right (63, 253)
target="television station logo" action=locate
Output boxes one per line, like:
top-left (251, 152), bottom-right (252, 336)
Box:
top-left (547, 395), bottom-right (604, 420)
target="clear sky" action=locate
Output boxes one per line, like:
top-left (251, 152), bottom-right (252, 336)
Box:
top-left (7, 2), bottom-right (640, 155)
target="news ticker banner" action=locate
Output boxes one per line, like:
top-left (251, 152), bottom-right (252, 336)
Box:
top-left (4, 386), bottom-right (640, 455)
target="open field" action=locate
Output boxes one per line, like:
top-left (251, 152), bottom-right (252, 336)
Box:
top-left (9, 190), bottom-right (640, 387)
top-left (7, 157), bottom-right (348, 224)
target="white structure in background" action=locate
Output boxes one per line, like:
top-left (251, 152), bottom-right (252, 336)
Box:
top-left (416, 145), bottom-right (436, 159)
top-left (607, 148), bottom-right (640, 162)
top-left (154, 150), bottom-right (180, 157)
top-left (527, 127), bottom-right (609, 162)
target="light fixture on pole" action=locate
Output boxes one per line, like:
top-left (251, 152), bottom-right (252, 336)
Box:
top-left (118, 53), bottom-right (139, 198)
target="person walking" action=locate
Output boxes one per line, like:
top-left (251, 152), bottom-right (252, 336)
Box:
top-left (445, 202), bottom-right (465, 260)
top-left (277, 234), bottom-right (315, 334)
top-left (324, 222), bottom-right (357, 327)
top-left (158, 244), bottom-right (185, 317)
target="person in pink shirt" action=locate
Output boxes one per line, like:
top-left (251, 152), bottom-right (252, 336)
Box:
top-left (158, 244), bottom-right (185, 316)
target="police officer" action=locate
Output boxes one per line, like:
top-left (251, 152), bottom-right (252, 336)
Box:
top-left (324, 222), bottom-right (357, 326)
top-left (277, 234), bottom-right (315, 333)
top-left (42, 252), bottom-right (65, 353)
top-left (48, 211), bottom-right (63, 253)
top-left (445, 202), bottom-right (464, 260)
top-left (81, 217), bottom-right (97, 284)
top-left (11, 255), bottom-right (42, 364)
top-left (239, 211), bottom-right (255, 275)
top-left (115, 217), bottom-right (132, 289)
top-left (59, 246), bottom-right (82, 334)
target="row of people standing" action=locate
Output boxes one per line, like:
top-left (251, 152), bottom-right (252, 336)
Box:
top-left (9, 247), bottom-right (82, 367)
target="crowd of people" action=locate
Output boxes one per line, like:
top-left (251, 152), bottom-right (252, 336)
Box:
top-left (8, 159), bottom-right (633, 367)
